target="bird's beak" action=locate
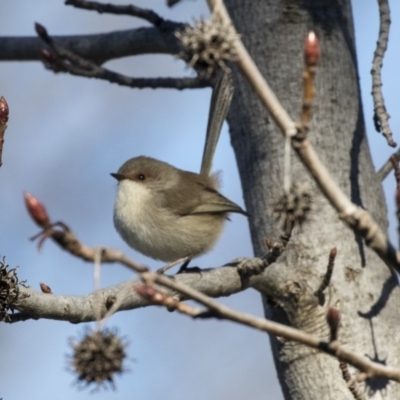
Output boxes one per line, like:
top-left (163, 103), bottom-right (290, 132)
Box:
top-left (110, 172), bottom-right (126, 181)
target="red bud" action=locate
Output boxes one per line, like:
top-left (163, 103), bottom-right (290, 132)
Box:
top-left (40, 282), bottom-right (52, 294)
top-left (24, 192), bottom-right (50, 228)
top-left (0, 97), bottom-right (9, 124)
top-left (326, 307), bottom-right (340, 330)
top-left (304, 31), bottom-right (320, 67)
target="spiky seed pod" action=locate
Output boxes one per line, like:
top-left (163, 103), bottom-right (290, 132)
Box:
top-left (70, 328), bottom-right (127, 390)
top-left (0, 258), bottom-right (24, 321)
top-left (272, 184), bottom-right (315, 229)
top-left (175, 16), bottom-right (239, 76)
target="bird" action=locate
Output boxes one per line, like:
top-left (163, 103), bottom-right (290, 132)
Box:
top-left (111, 74), bottom-right (248, 267)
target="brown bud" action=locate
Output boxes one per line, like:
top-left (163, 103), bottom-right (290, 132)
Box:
top-left (24, 192), bottom-right (50, 228)
top-left (326, 307), bottom-right (340, 330)
top-left (0, 97), bottom-right (9, 123)
top-left (40, 282), bottom-right (52, 294)
top-left (105, 295), bottom-right (116, 309)
top-left (34, 22), bottom-right (50, 43)
top-left (304, 31), bottom-right (320, 67)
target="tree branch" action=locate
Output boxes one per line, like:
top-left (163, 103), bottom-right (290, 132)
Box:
top-left (0, 97), bottom-right (9, 169)
top-left (150, 272), bottom-right (400, 383)
top-left (377, 147), bottom-right (400, 181)
top-left (34, 23), bottom-right (209, 90)
top-left (12, 264), bottom-right (400, 382)
top-left (14, 264), bottom-right (249, 321)
top-left (0, 26), bottom-right (182, 64)
top-left (207, 0), bottom-right (400, 275)
top-left (65, 0), bottom-right (167, 27)
top-left (371, 0), bottom-right (395, 147)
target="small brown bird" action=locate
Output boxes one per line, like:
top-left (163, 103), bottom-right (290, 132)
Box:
top-left (112, 74), bottom-right (247, 266)
top-left (112, 156), bottom-right (247, 262)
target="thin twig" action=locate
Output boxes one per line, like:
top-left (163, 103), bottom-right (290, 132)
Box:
top-left (300, 31), bottom-right (319, 129)
top-left (315, 247), bottom-right (337, 298)
top-left (390, 155), bottom-right (400, 184)
top-left (24, 192), bottom-right (146, 273)
top-left (10, 244), bottom-right (400, 384)
top-left (29, 223), bottom-right (147, 277)
top-left (207, 0), bottom-right (400, 275)
top-left (44, 223), bottom-right (147, 273)
top-left (340, 362), bottom-right (367, 400)
top-left (135, 283), bottom-right (203, 316)
top-left (326, 308), bottom-right (366, 400)
top-left (150, 272), bottom-right (400, 382)
top-left (14, 270), bottom-right (400, 382)
top-left (371, 0), bottom-right (395, 147)
top-left (65, 0), bottom-right (166, 27)
top-left (93, 248), bottom-right (104, 330)
top-left (283, 136), bottom-right (291, 193)
top-left (0, 97), bottom-right (9, 168)
top-left (167, 0), bottom-right (182, 7)
top-left (35, 24), bottom-right (210, 90)
top-left (393, 155), bottom-right (400, 249)
top-left (206, 1), bottom-right (297, 138)
top-left (377, 147), bottom-right (400, 181)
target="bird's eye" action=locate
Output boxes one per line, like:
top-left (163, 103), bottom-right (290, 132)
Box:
top-left (138, 173), bottom-right (146, 181)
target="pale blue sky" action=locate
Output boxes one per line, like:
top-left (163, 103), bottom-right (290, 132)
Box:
top-left (0, 1), bottom-right (399, 399)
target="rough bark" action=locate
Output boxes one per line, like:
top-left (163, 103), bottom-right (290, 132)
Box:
top-left (225, 0), bottom-right (400, 399)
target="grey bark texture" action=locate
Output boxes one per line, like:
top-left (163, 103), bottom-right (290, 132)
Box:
top-left (225, 0), bottom-right (400, 399)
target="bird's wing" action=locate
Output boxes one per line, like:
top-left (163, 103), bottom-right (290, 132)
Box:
top-left (161, 172), bottom-right (248, 216)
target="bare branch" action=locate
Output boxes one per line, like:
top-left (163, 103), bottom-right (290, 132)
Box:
top-left (393, 156), bottom-right (400, 248)
top-left (0, 27), bottom-right (181, 63)
top-left (0, 97), bottom-right (9, 169)
top-left (326, 308), bottom-right (366, 400)
top-left (14, 264), bottom-right (249, 321)
top-left (12, 264), bottom-right (400, 382)
top-left (315, 247), bottom-right (337, 299)
top-left (167, 0), bottom-right (182, 7)
top-left (340, 362), bottom-right (367, 400)
top-left (41, 223), bottom-right (148, 273)
top-left (371, 0), bottom-right (395, 147)
top-left (377, 147), bottom-right (400, 181)
top-left (135, 283), bottom-right (203, 316)
top-left (65, 0), bottom-right (166, 27)
top-left (35, 23), bottom-right (210, 90)
top-left (300, 31), bottom-right (320, 130)
top-left (24, 192), bottom-right (147, 274)
top-left (151, 272), bottom-right (400, 383)
top-left (207, 0), bottom-right (400, 275)
top-left (391, 155), bottom-right (400, 184)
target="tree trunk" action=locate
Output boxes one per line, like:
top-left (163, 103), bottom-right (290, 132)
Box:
top-left (226, 0), bottom-right (400, 399)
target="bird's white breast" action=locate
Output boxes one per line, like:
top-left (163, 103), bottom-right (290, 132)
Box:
top-left (113, 180), bottom-right (158, 255)
top-left (113, 179), bottom-right (227, 262)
